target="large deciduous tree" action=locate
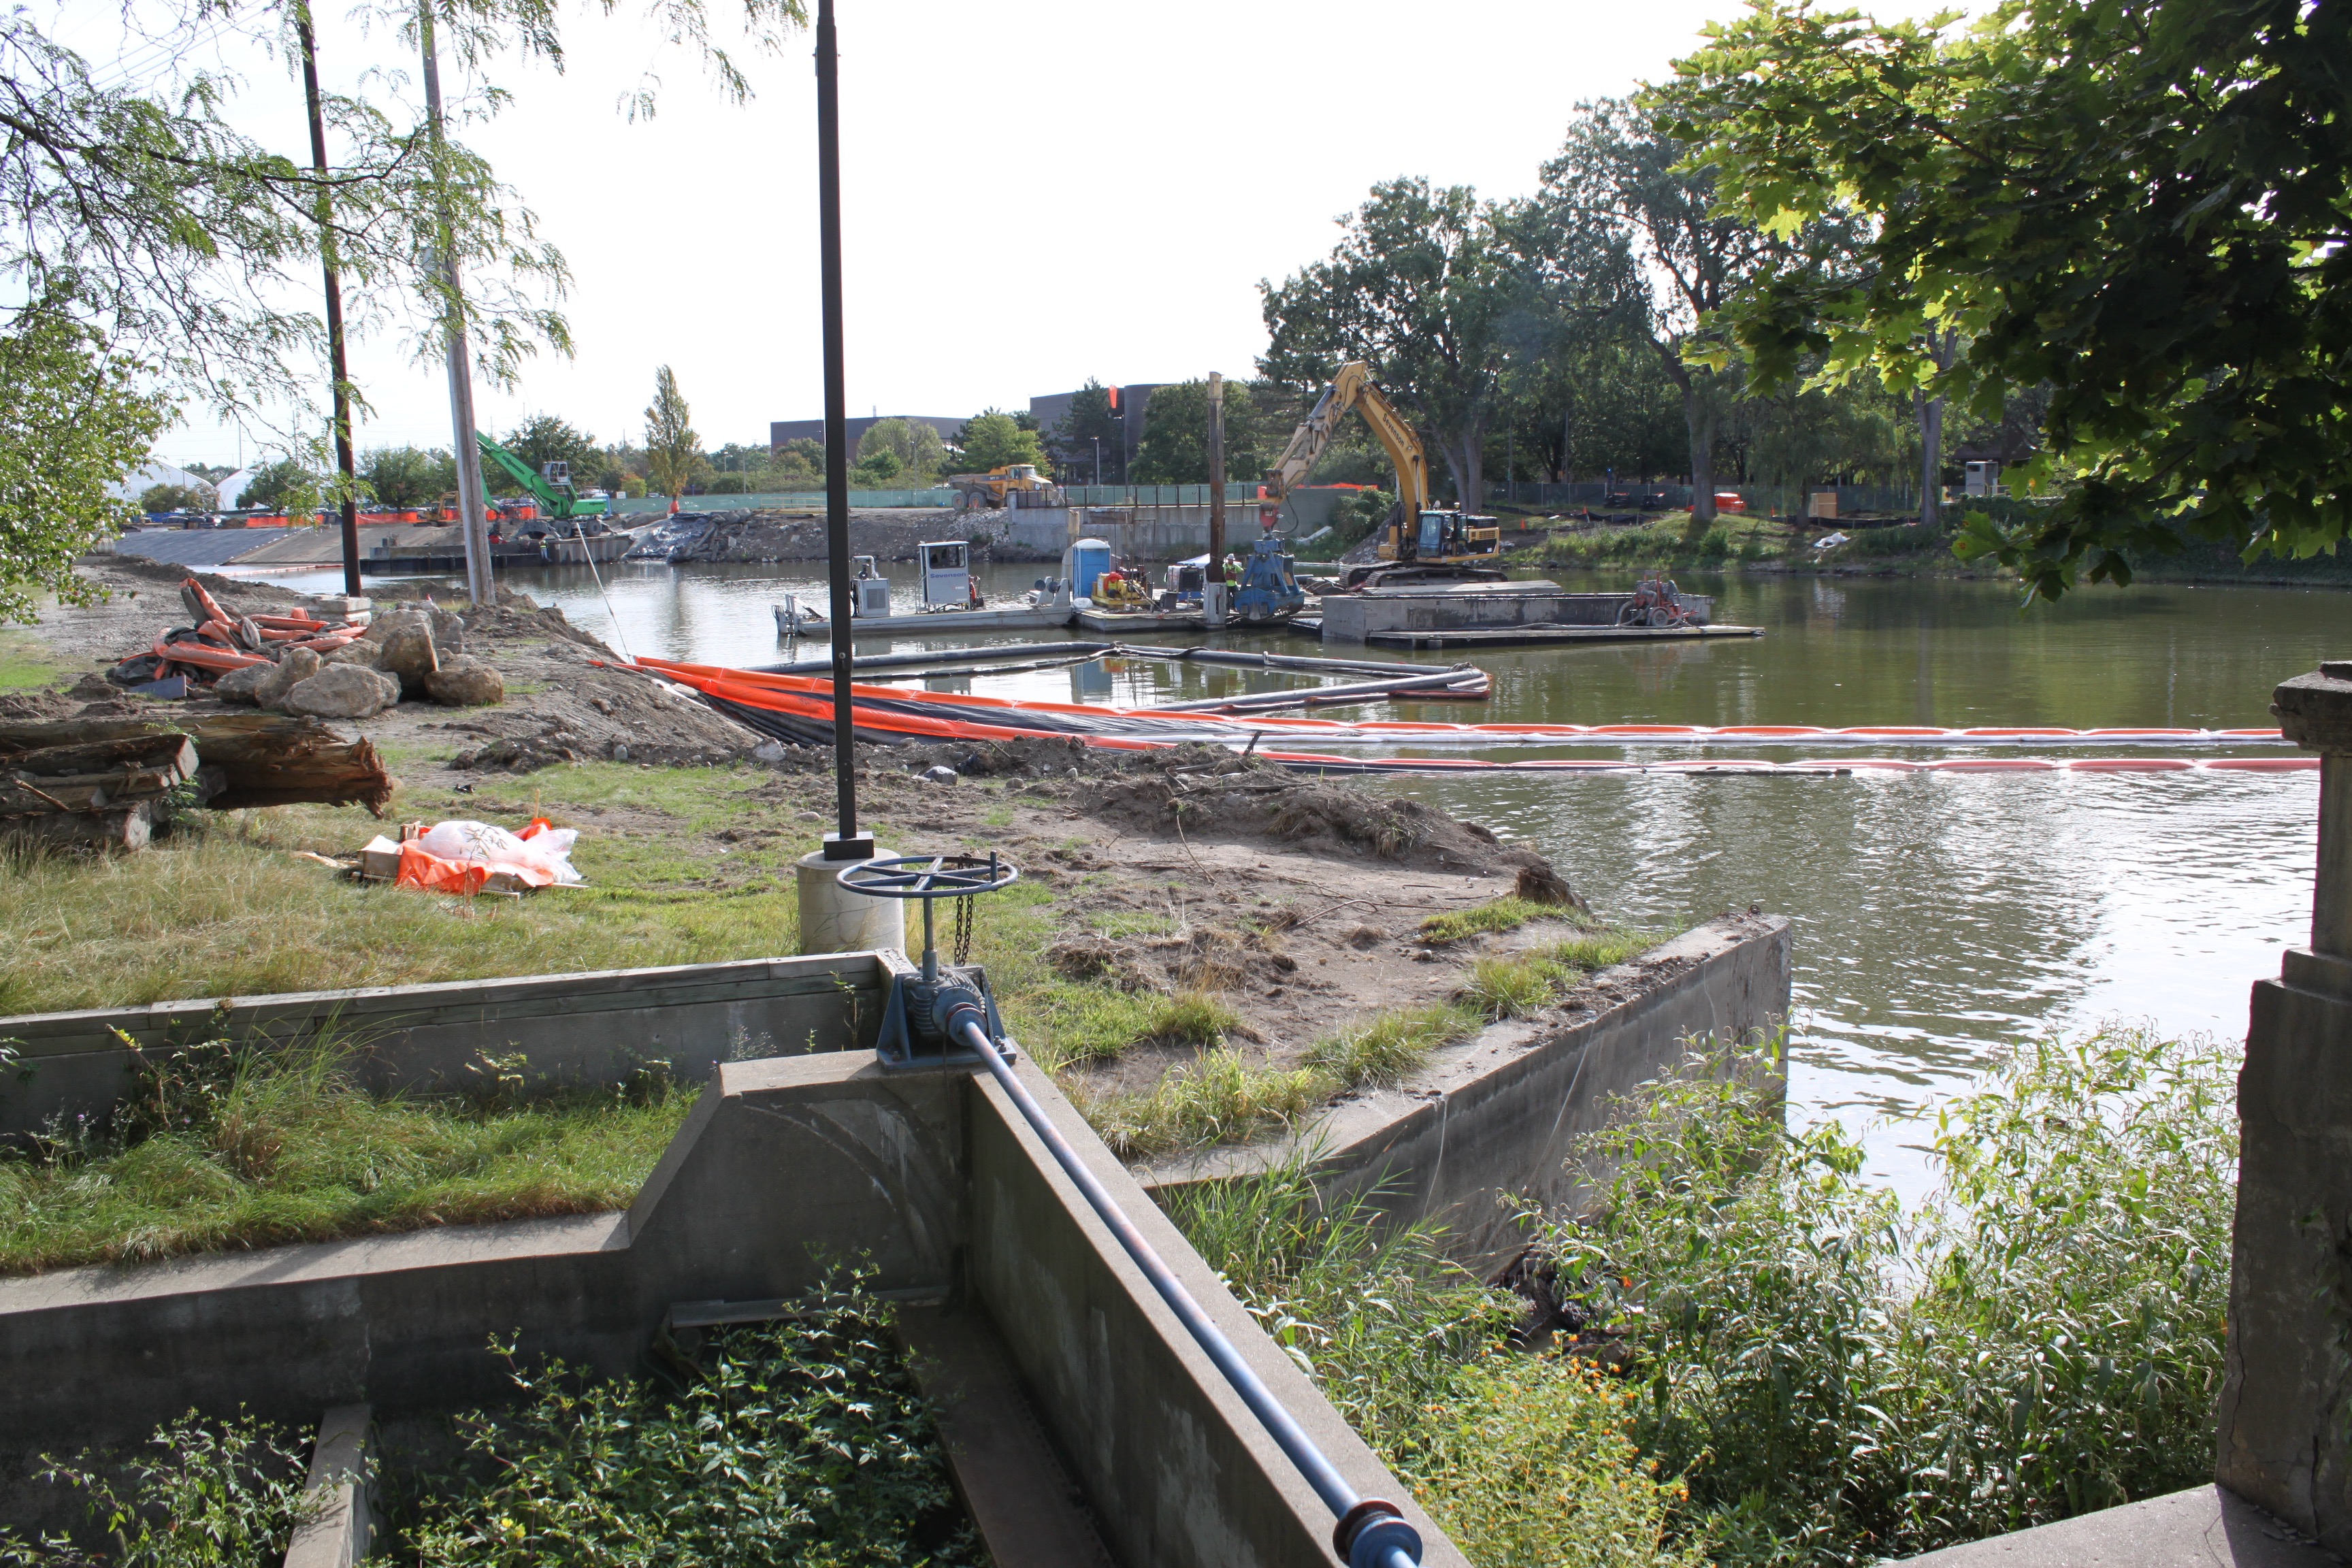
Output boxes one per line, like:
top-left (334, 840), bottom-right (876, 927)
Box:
top-left (1665, 0), bottom-right (2352, 597)
top-left (1261, 178), bottom-right (1520, 508)
top-left (950, 410), bottom-right (1050, 476)
top-left (1049, 380), bottom-right (1124, 485)
top-left (1537, 99), bottom-right (1773, 527)
top-left (1132, 380), bottom-right (1264, 486)
top-left (644, 365), bottom-right (707, 505)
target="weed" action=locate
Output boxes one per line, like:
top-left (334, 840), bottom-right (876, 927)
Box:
top-left (1141, 990), bottom-right (1239, 1049)
top-left (1458, 955), bottom-right (1569, 1020)
top-left (1416, 897), bottom-right (1566, 945)
top-left (1544, 928), bottom-right (1659, 973)
top-left (1305, 1002), bottom-right (1478, 1088)
top-left (1085, 1049), bottom-right (1327, 1160)
top-left (1, 1409), bottom-right (318, 1565)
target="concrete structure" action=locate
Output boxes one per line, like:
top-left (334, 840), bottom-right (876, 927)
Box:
top-left (0, 1044), bottom-right (1466, 1568)
top-left (1902, 1484), bottom-right (2334, 1566)
top-left (996, 491), bottom-right (1354, 564)
top-left (0, 951), bottom-right (907, 1140)
top-left (2217, 661), bottom-right (2352, 1553)
top-left (769, 414), bottom-right (966, 450)
top-left (796, 847), bottom-right (907, 954)
top-left (1147, 915), bottom-right (1791, 1267)
top-left (1318, 583), bottom-right (1715, 646)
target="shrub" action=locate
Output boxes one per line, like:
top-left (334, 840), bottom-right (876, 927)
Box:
top-left (0, 1409), bottom-right (316, 1565)
top-left (706, 473), bottom-right (749, 494)
top-left (1546, 1026), bottom-right (2236, 1566)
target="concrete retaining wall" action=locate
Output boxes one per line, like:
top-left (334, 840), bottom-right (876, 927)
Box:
top-left (1145, 915), bottom-right (1791, 1267)
top-left (1320, 585), bottom-right (1715, 645)
top-left (0, 1048), bottom-right (1461, 1568)
top-left (0, 951), bottom-right (914, 1141)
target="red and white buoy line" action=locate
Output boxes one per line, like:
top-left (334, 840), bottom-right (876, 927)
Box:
top-left (627, 658), bottom-right (2319, 779)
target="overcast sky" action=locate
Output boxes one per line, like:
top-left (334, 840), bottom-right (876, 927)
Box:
top-left (69, 0), bottom-right (1960, 468)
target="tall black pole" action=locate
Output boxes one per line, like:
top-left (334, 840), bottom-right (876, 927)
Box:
top-left (815, 0), bottom-right (870, 860)
top-left (296, 8), bottom-right (362, 597)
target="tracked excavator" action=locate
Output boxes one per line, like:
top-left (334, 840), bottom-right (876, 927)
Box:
top-left (1262, 361), bottom-right (1504, 591)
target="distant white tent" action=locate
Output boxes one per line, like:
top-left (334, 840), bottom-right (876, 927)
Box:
top-left (212, 467), bottom-right (256, 509)
top-left (108, 461), bottom-right (216, 508)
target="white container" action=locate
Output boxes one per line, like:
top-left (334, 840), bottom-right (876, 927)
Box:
top-left (796, 847), bottom-right (906, 957)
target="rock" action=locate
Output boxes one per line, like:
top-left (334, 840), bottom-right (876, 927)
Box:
top-left (248, 645), bottom-right (323, 708)
top-left (376, 622), bottom-right (440, 696)
top-left (752, 741), bottom-right (788, 764)
top-left (280, 664), bottom-right (398, 720)
top-left (920, 764), bottom-right (958, 785)
top-left (1513, 860), bottom-right (1587, 911)
top-left (214, 662), bottom-right (275, 704)
top-left (427, 607), bottom-right (467, 656)
top-left (359, 608), bottom-right (427, 645)
top-left (610, 742), bottom-right (632, 762)
top-left (322, 642), bottom-right (384, 669)
top-left (421, 657), bottom-right (504, 708)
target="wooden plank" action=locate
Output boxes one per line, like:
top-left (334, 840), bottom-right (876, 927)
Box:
top-left (2, 734), bottom-right (199, 778)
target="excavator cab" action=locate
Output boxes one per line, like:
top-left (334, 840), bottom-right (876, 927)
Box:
top-left (1413, 510), bottom-right (1503, 562)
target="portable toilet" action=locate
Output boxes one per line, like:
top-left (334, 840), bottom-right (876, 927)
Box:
top-left (851, 555), bottom-right (892, 617)
top-left (920, 540), bottom-right (970, 608)
top-left (1065, 538), bottom-right (1112, 600)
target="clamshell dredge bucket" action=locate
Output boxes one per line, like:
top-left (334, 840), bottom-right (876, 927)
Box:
top-left (837, 853), bottom-right (1425, 1568)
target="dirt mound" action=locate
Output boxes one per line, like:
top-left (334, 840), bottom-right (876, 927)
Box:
top-left (446, 664), bottom-right (760, 772)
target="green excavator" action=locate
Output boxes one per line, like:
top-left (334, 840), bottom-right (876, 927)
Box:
top-left (452, 433), bottom-right (611, 525)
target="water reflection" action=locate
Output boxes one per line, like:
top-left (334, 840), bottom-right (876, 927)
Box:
top-left (249, 558), bottom-right (2332, 1194)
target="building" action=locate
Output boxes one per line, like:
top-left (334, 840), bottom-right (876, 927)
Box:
top-left (768, 415), bottom-right (964, 453)
top-left (1028, 384), bottom-right (1168, 480)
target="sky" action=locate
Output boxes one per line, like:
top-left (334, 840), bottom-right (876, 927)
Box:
top-left (63, 0), bottom-right (1964, 469)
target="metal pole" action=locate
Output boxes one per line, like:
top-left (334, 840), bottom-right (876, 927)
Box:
top-left (815, 0), bottom-right (870, 860)
top-left (296, 7), bottom-right (362, 597)
top-left (419, 9), bottom-right (490, 607)
top-left (1205, 371), bottom-right (1226, 627)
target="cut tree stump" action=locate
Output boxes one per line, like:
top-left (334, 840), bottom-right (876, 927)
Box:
top-left (0, 715), bottom-right (393, 815)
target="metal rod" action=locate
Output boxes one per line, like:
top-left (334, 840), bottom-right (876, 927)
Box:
top-left (295, 6), bottom-right (361, 598)
top-left (419, 7), bottom-right (490, 607)
top-left (952, 1015), bottom-right (1415, 1568)
top-left (814, 0), bottom-right (866, 858)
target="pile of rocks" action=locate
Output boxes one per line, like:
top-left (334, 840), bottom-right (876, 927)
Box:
top-left (216, 606), bottom-right (504, 720)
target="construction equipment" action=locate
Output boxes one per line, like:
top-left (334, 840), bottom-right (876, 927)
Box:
top-left (1617, 575), bottom-right (1699, 628)
top-left (1090, 563), bottom-right (1154, 611)
top-left (1262, 361), bottom-right (1505, 590)
top-left (1231, 532), bottom-right (1307, 624)
top-left (947, 463), bottom-right (1061, 510)
top-left (474, 434), bottom-right (610, 524)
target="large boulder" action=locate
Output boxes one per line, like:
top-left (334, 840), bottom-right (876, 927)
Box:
top-left (214, 645), bottom-right (323, 706)
top-left (422, 656), bottom-right (505, 708)
top-left (375, 622), bottom-right (440, 696)
top-left (214, 662), bottom-right (276, 704)
top-left (427, 606), bottom-right (468, 656)
top-left (322, 641), bottom-right (385, 669)
top-left (280, 664), bottom-right (399, 720)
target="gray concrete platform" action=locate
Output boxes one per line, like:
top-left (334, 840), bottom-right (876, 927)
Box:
top-left (1904, 1486), bottom-right (2342, 1566)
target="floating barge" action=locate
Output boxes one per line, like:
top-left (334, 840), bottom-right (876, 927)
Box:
top-left (1316, 581), bottom-right (1740, 646)
top-left (1356, 623), bottom-right (1763, 650)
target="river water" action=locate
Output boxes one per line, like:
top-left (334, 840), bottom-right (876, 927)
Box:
top-left (260, 557), bottom-right (2338, 1194)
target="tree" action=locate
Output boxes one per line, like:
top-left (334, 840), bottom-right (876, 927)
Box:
top-left (644, 365), bottom-right (707, 504)
top-left (240, 457), bottom-right (323, 515)
top-left (359, 445), bottom-right (456, 508)
top-left (1049, 380), bottom-right (1124, 483)
top-left (769, 437), bottom-right (824, 485)
top-left (502, 416), bottom-right (602, 479)
top-left (1262, 178), bottom-right (1520, 507)
top-left (139, 483), bottom-right (208, 513)
top-left (851, 448), bottom-right (904, 487)
top-left (856, 419), bottom-right (946, 485)
top-left (949, 410), bottom-right (1049, 476)
top-left (0, 304), bottom-right (170, 621)
top-left (1132, 380), bottom-right (1266, 485)
top-left (1665, 0), bottom-right (2352, 596)
top-left (1537, 100), bottom-right (1778, 527)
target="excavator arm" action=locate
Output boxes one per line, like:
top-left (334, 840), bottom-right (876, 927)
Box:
top-left (476, 433), bottom-right (604, 521)
top-left (1262, 361), bottom-right (1430, 518)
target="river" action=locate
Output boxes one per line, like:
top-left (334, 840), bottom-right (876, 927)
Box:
top-left (257, 557), bottom-right (2337, 1196)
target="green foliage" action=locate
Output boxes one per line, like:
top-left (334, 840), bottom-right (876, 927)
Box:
top-left (949, 409), bottom-right (1049, 476)
top-left (501, 416), bottom-right (604, 481)
top-left (137, 483), bottom-right (210, 514)
top-left (1305, 1002), bottom-right (1477, 1087)
top-left (1325, 487), bottom-right (1394, 548)
top-left (390, 1290), bottom-right (981, 1567)
top-left (1416, 896), bottom-right (1563, 945)
top-left (1548, 1028), bottom-right (2236, 1565)
top-left (1459, 954), bottom-right (1568, 1019)
top-left (0, 301), bottom-right (170, 623)
top-left (1666, 0), bottom-right (2352, 598)
top-left (1166, 1155), bottom-right (1699, 1568)
top-left (1262, 178), bottom-right (1520, 506)
top-left (238, 458), bottom-right (322, 517)
top-left (1083, 1047), bottom-right (1326, 1161)
top-left (706, 473), bottom-right (748, 494)
top-left (851, 448), bottom-right (905, 487)
top-left (360, 445), bottom-right (458, 510)
top-left (0, 1409), bottom-right (316, 1565)
top-left (856, 419), bottom-right (946, 485)
top-left (644, 365), bottom-right (708, 502)
top-left (0, 1030), bottom-right (696, 1273)
top-left (1130, 380), bottom-right (1265, 485)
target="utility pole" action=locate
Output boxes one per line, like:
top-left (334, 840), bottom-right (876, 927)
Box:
top-left (1204, 371), bottom-right (1226, 627)
top-left (419, 7), bottom-right (491, 606)
top-left (295, 5), bottom-right (361, 597)
top-left (815, 0), bottom-right (869, 860)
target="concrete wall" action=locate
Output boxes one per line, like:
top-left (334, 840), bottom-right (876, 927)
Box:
top-left (0, 1047), bottom-right (1460, 1568)
top-left (1320, 586), bottom-right (1715, 645)
top-left (995, 493), bottom-right (1353, 565)
top-left (0, 951), bottom-right (915, 1141)
top-left (1145, 915), bottom-right (1791, 1267)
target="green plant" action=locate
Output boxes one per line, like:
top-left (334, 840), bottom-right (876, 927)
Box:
top-left (0, 1409), bottom-right (317, 1565)
top-left (1141, 990), bottom-right (1240, 1049)
top-left (1548, 1026), bottom-right (2236, 1565)
top-left (1458, 955), bottom-right (1567, 1020)
top-left (1305, 1002), bottom-right (1477, 1088)
top-left (1416, 896), bottom-right (1566, 945)
top-left (1083, 1048), bottom-right (1326, 1161)
top-left (389, 1284), bottom-right (981, 1567)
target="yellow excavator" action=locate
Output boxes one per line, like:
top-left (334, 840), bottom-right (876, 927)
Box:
top-left (1262, 361), bottom-right (1504, 590)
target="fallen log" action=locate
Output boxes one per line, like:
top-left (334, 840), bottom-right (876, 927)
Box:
top-left (2, 733), bottom-right (201, 777)
top-left (0, 715), bottom-right (393, 815)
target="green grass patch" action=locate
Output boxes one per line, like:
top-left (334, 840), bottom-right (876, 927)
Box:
top-left (1458, 953), bottom-right (1571, 1019)
top-left (0, 1034), bottom-right (694, 1273)
top-left (0, 627), bottom-right (63, 690)
top-left (1083, 1049), bottom-right (1328, 1162)
top-left (1305, 1001), bottom-right (1479, 1088)
top-left (1416, 896), bottom-right (1567, 945)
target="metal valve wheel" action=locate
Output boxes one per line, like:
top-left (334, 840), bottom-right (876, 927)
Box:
top-left (835, 852), bottom-right (1020, 902)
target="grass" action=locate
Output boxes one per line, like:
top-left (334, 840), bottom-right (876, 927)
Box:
top-left (1305, 1001), bottom-right (1480, 1088)
top-left (0, 627), bottom-right (63, 690)
top-left (1083, 1049), bottom-right (1329, 1161)
top-left (0, 1033), bottom-right (694, 1273)
top-left (1416, 896), bottom-right (1569, 945)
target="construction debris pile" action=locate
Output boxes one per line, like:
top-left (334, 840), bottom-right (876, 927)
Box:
top-left (1, 713), bottom-right (395, 850)
top-left (357, 817), bottom-right (584, 895)
top-left (107, 578), bottom-right (504, 721)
